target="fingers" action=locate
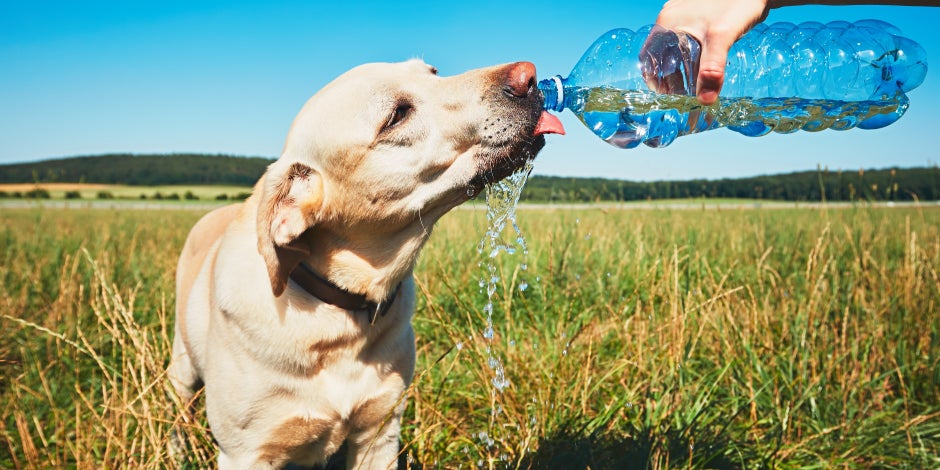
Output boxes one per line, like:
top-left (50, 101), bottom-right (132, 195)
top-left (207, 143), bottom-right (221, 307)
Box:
top-left (653, 0), bottom-right (772, 104)
top-left (696, 34), bottom-right (735, 105)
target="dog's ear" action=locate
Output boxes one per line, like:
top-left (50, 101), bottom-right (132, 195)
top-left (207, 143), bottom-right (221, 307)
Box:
top-left (257, 161), bottom-right (323, 297)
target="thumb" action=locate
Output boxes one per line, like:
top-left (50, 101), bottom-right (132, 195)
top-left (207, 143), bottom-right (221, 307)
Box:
top-left (696, 36), bottom-right (734, 105)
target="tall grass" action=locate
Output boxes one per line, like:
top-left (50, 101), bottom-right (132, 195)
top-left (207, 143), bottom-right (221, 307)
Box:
top-left (0, 210), bottom-right (214, 468)
top-left (1, 205), bottom-right (938, 468)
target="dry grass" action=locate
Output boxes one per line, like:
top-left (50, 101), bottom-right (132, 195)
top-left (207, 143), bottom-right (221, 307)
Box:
top-left (0, 183), bottom-right (250, 200)
top-left (0, 183), bottom-right (119, 192)
top-left (1, 205), bottom-right (938, 469)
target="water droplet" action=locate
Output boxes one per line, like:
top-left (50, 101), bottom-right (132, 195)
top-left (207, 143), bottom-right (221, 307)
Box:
top-left (518, 280), bottom-right (528, 292)
top-left (483, 326), bottom-right (494, 340)
top-left (492, 375), bottom-right (510, 391)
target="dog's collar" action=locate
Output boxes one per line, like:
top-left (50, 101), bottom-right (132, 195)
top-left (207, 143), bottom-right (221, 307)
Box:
top-left (288, 262), bottom-right (400, 324)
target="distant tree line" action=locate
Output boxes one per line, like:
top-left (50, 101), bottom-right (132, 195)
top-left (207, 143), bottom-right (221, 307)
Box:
top-left (1, 154), bottom-right (938, 202)
top-left (0, 153), bottom-right (274, 186)
top-left (521, 167), bottom-right (940, 203)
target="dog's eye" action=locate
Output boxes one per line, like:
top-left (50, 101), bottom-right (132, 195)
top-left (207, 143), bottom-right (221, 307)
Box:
top-left (429, 66), bottom-right (438, 75)
top-left (386, 103), bottom-right (413, 130)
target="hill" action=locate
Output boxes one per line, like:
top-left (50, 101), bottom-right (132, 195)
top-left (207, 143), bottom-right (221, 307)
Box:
top-left (0, 154), bottom-right (273, 186)
top-left (1, 154), bottom-right (938, 202)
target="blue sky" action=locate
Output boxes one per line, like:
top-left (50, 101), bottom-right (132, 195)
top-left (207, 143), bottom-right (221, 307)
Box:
top-left (1, 1), bottom-right (938, 181)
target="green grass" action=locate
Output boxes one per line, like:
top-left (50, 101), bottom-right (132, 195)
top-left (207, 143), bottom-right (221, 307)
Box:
top-left (1, 205), bottom-right (938, 469)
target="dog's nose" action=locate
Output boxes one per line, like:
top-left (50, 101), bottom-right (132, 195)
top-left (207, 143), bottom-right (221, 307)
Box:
top-left (504, 61), bottom-right (537, 98)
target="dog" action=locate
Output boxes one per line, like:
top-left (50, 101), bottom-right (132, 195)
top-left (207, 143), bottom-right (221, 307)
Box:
top-left (169, 59), bottom-right (563, 469)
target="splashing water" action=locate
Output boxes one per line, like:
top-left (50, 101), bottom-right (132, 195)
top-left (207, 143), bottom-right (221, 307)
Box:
top-left (477, 159), bottom-right (534, 394)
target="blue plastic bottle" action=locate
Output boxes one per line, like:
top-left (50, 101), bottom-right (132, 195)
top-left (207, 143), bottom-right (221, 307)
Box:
top-left (538, 20), bottom-right (928, 149)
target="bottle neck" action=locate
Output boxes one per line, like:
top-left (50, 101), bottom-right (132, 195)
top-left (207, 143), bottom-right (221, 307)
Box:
top-left (537, 76), bottom-right (566, 112)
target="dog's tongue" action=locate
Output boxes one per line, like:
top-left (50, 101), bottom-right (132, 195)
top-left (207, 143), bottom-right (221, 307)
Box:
top-left (534, 111), bottom-right (565, 136)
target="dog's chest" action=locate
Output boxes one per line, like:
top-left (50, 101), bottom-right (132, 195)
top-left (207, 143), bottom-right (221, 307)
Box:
top-left (253, 355), bottom-right (403, 465)
top-left (209, 275), bottom-right (415, 465)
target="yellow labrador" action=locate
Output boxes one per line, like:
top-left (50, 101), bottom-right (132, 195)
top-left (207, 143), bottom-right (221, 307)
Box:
top-left (169, 59), bottom-right (563, 469)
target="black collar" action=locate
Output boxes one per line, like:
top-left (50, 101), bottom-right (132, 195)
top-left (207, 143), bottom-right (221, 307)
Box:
top-left (288, 262), bottom-right (400, 324)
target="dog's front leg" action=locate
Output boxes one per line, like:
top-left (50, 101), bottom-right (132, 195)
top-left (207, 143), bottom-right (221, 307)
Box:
top-left (168, 331), bottom-right (203, 461)
top-left (345, 415), bottom-right (403, 470)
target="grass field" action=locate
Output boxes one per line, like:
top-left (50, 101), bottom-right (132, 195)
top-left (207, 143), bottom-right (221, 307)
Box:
top-left (1, 204), bottom-right (938, 468)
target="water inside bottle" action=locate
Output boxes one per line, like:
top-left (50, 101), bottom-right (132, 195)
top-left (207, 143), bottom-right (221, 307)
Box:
top-left (571, 86), bottom-right (907, 149)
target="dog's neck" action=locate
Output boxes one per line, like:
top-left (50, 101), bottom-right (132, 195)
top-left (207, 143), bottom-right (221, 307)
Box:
top-left (298, 224), bottom-right (429, 303)
top-left (289, 261), bottom-right (400, 322)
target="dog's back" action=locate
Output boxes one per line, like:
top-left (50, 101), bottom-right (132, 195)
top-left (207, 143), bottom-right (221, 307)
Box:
top-left (176, 203), bottom-right (242, 332)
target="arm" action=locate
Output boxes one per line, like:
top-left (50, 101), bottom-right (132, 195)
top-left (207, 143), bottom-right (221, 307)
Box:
top-left (655, 0), bottom-right (938, 105)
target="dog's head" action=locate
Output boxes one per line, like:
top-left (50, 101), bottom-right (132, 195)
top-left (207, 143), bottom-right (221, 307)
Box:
top-left (256, 59), bottom-right (562, 297)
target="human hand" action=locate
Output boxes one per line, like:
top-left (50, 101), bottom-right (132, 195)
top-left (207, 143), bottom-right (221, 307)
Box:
top-left (654, 0), bottom-right (772, 104)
